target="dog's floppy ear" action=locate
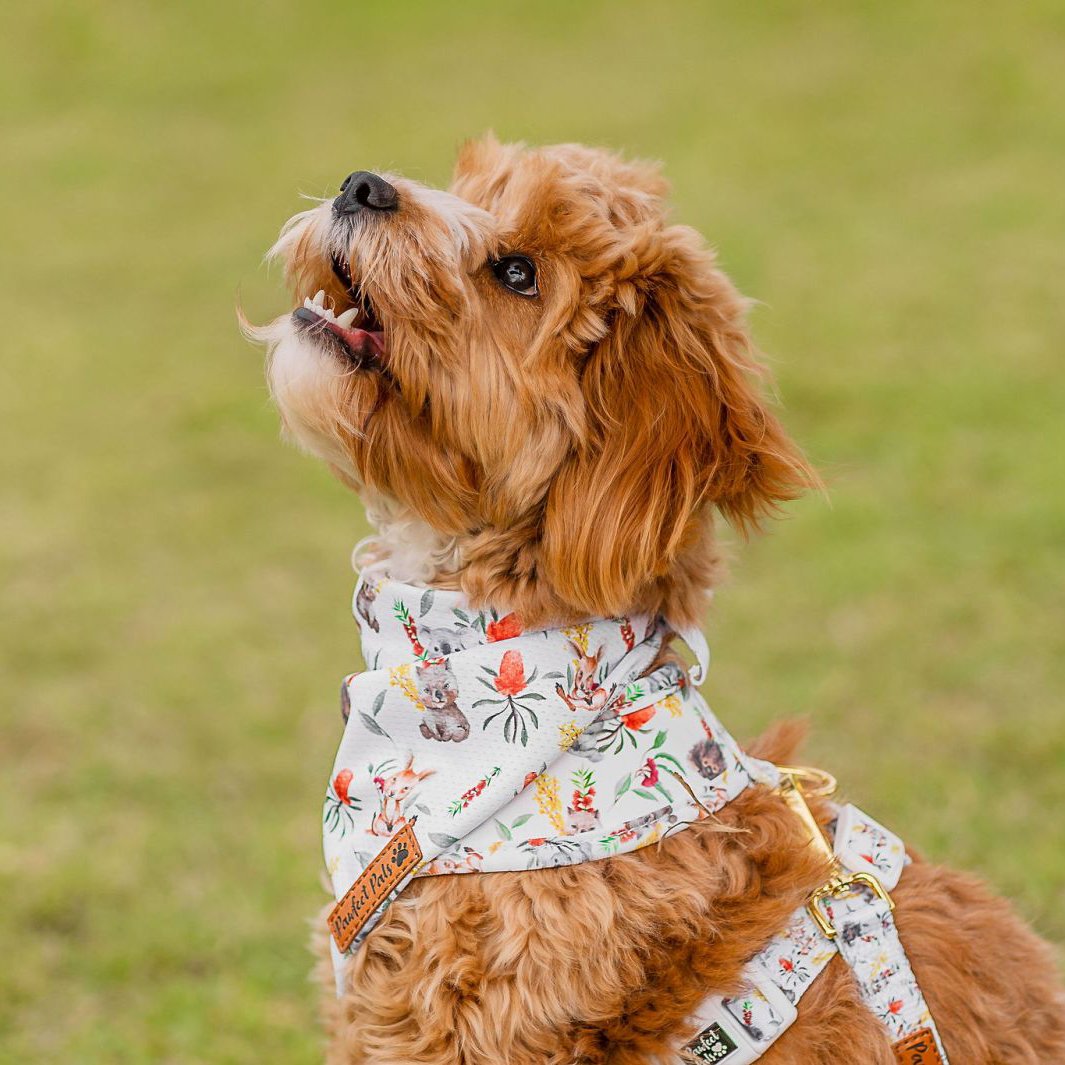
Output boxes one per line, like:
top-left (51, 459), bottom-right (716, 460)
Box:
top-left (541, 225), bottom-right (815, 620)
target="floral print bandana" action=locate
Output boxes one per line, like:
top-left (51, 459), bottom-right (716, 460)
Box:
top-left (324, 570), bottom-right (777, 981)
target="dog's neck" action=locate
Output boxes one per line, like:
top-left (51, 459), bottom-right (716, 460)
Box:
top-left (354, 491), bottom-right (726, 624)
top-left (355, 491), bottom-right (464, 587)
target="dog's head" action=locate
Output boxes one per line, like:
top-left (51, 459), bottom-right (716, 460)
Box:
top-left (254, 137), bottom-right (813, 624)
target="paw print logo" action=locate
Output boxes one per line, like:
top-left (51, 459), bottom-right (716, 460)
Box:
top-left (391, 840), bottom-right (409, 866)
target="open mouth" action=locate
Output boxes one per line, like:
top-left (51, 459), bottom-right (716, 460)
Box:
top-left (290, 252), bottom-right (386, 365)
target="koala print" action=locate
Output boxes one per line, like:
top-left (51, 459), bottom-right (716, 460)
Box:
top-left (417, 624), bottom-right (477, 658)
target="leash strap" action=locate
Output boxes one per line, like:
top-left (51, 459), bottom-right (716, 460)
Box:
top-left (682, 804), bottom-right (950, 1064)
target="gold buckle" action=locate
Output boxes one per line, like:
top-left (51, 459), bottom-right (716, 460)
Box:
top-left (808, 870), bottom-right (895, 939)
top-left (775, 765), bottom-right (894, 941)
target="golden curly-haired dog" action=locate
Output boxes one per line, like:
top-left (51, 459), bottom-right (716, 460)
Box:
top-left (253, 137), bottom-right (1065, 1064)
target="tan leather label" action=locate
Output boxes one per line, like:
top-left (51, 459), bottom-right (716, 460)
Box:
top-left (893, 1028), bottom-right (944, 1065)
top-left (328, 820), bottom-right (422, 951)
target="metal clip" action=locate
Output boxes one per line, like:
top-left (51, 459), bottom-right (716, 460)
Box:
top-left (775, 765), bottom-right (894, 940)
top-left (775, 765), bottom-right (838, 799)
top-left (776, 767), bottom-right (837, 863)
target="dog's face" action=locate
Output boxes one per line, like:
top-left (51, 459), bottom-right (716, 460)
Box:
top-left (257, 137), bottom-right (811, 623)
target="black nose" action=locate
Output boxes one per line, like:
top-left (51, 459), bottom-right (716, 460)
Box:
top-left (334, 171), bottom-right (398, 214)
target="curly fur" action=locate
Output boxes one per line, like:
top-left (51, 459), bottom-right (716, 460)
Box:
top-left (255, 139), bottom-right (1065, 1063)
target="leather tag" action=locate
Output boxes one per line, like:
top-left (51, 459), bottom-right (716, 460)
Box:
top-left (328, 820), bottom-right (422, 951)
top-left (685, 1022), bottom-right (740, 1061)
top-left (893, 1027), bottom-right (944, 1065)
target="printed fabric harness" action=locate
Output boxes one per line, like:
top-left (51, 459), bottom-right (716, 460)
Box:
top-left (325, 571), bottom-right (949, 1064)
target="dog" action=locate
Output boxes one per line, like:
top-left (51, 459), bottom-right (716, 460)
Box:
top-left (252, 138), bottom-right (1065, 1063)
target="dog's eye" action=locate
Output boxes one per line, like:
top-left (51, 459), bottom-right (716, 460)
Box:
top-left (491, 255), bottom-right (538, 296)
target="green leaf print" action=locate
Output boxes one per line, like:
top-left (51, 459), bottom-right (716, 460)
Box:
top-left (359, 711), bottom-right (389, 738)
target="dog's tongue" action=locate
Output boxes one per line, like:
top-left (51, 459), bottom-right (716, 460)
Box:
top-left (322, 317), bottom-right (386, 359)
top-left (293, 306), bottom-right (387, 361)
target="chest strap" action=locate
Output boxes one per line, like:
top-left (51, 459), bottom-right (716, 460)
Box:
top-left (682, 771), bottom-right (950, 1064)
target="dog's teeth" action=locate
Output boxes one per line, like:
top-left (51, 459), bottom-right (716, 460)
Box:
top-left (303, 296), bottom-right (314, 310)
top-left (314, 289), bottom-right (326, 308)
top-left (335, 308), bottom-right (359, 328)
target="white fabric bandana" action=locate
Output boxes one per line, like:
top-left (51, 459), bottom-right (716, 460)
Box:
top-left (325, 569), bottom-right (775, 976)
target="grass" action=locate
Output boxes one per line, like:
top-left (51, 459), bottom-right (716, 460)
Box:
top-left (2, 0), bottom-right (1063, 1060)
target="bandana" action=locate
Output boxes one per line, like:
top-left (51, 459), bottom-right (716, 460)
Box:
top-left (324, 569), bottom-right (776, 979)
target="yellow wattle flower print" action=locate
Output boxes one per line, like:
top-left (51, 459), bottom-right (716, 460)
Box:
top-left (561, 624), bottom-right (591, 654)
top-left (534, 773), bottom-right (566, 835)
top-left (389, 663), bottom-right (425, 711)
top-left (557, 720), bottom-right (583, 752)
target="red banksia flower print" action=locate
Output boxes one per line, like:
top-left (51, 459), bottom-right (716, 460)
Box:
top-left (494, 650), bottom-right (526, 697)
top-left (486, 612), bottom-right (523, 642)
top-left (324, 767), bottom-right (361, 836)
top-left (475, 652), bottom-right (545, 746)
top-left (622, 704), bottom-right (656, 730)
top-left (333, 768), bottom-right (354, 805)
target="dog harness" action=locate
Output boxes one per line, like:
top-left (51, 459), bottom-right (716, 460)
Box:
top-left (324, 571), bottom-right (949, 1063)
top-left (683, 779), bottom-right (950, 1064)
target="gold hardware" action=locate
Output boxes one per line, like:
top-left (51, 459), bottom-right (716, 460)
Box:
top-left (808, 871), bottom-right (896, 939)
top-left (775, 764), bottom-right (838, 799)
top-left (775, 764), bottom-right (894, 941)
top-left (776, 768), bottom-right (837, 862)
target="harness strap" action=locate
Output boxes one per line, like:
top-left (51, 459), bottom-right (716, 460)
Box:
top-left (832, 886), bottom-right (949, 1061)
top-left (682, 800), bottom-right (950, 1064)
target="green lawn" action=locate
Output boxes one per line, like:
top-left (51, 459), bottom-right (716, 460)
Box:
top-left (2, 1), bottom-right (1063, 1061)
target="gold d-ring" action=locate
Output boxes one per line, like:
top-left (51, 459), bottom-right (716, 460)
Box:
top-left (775, 765), bottom-right (838, 799)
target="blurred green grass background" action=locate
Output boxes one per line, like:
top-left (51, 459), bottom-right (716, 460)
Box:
top-left (2, 1), bottom-right (1063, 1061)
